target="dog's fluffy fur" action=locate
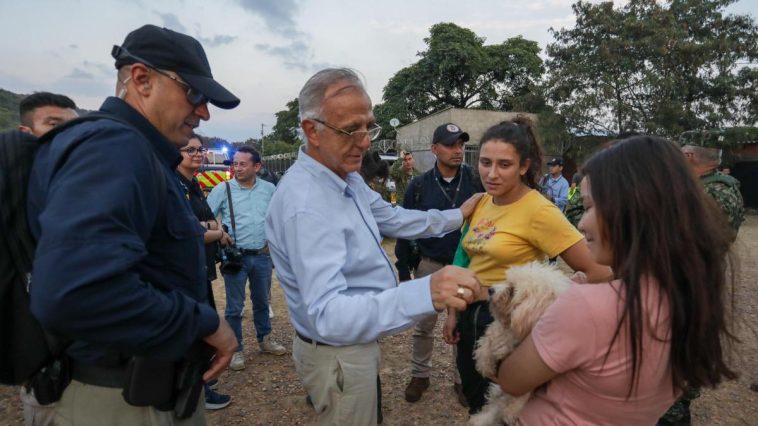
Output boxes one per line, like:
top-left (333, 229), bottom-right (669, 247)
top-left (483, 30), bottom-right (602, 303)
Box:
top-left (468, 261), bottom-right (572, 426)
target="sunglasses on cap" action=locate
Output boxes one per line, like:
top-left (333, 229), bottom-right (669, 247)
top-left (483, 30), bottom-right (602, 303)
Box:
top-left (111, 45), bottom-right (209, 107)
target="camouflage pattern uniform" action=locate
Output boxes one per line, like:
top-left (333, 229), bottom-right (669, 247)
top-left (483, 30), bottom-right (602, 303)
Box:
top-left (701, 170), bottom-right (745, 237)
top-left (659, 171), bottom-right (744, 426)
top-left (390, 160), bottom-right (417, 205)
top-left (659, 387), bottom-right (701, 425)
top-left (564, 185), bottom-right (583, 228)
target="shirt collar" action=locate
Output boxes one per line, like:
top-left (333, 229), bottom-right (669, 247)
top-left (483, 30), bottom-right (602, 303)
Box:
top-left (230, 177), bottom-right (258, 190)
top-left (433, 162), bottom-right (462, 183)
top-left (99, 97), bottom-right (183, 169)
top-left (297, 146), bottom-right (362, 196)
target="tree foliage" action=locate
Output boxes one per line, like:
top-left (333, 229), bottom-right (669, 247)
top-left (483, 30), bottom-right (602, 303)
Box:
top-left (546, 0), bottom-right (758, 138)
top-left (377, 23), bottom-right (544, 128)
top-left (269, 98), bottom-right (300, 145)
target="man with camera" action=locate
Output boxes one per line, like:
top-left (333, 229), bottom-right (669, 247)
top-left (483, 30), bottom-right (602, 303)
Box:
top-left (27, 25), bottom-right (239, 424)
top-left (207, 146), bottom-right (287, 371)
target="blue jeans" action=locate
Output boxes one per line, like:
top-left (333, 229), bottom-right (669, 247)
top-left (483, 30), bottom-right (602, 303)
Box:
top-left (222, 254), bottom-right (272, 351)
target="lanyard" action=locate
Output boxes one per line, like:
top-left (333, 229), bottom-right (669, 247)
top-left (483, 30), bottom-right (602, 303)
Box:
top-left (433, 166), bottom-right (463, 208)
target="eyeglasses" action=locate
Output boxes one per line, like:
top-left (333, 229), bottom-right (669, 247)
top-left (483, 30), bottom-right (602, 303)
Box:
top-left (149, 67), bottom-right (209, 107)
top-left (312, 118), bottom-right (382, 142)
top-left (111, 45), bottom-right (209, 107)
top-left (180, 147), bottom-right (208, 155)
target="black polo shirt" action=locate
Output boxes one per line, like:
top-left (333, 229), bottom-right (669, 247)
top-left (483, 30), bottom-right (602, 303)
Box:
top-left (402, 163), bottom-right (483, 264)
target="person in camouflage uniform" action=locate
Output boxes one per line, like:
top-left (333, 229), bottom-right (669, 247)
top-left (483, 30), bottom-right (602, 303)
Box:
top-left (564, 172), bottom-right (584, 228)
top-left (390, 150), bottom-right (418, 204)
top-left (658, 142), bottom-right (746, 426)
top-left (681, 144), bottom-right (745, 239)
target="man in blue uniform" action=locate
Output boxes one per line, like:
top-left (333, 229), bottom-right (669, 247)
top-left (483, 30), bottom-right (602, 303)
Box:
top-left (27, 25), bottom-right (239, 424)
top-left (400, 123), bottom-right (483, 406)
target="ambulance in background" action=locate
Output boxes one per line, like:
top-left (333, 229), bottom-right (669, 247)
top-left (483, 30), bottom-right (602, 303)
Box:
top-left (195, 147), bottom-right (231, 193)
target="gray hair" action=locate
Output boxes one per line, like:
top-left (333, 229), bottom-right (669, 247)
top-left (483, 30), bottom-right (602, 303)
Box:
top-left (298, 68), bottom-right (366, 122)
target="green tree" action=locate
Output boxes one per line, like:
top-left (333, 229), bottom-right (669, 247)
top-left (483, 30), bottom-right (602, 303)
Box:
top-left (0, 88), bottom-right (25, 132)
top-left (270, 98), bottom-right (300, 145)
top-left (261, 140), bottom-right (300, 155)
top-left (379, 23), bottom-right (544, 123)
top-left (546, 0), bottom-right (758, 137)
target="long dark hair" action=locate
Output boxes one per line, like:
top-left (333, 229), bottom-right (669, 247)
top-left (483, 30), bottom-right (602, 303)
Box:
top-left (360, 150), bottom-right (389, 184)
top-left (582, 136), bottom-right (736, 395)
top-left (479, 115), bottom-right (543, 189)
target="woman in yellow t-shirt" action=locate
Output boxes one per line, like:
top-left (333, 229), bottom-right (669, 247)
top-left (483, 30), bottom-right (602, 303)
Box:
top-left (443, 117), bottom-right (610, 414)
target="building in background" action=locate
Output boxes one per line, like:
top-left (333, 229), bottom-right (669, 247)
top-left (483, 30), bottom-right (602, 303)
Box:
top-left (395, 107), bottom-right (536, 171)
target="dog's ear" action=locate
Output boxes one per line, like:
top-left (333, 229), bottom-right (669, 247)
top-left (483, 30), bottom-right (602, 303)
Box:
top-left (509, 286), bottom-right (561, 340)
top-left (490, 283), bottom-right (515, 325)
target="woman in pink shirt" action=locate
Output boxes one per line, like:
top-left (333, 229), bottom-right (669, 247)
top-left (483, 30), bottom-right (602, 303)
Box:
top-left (495, 136), bottom-right (737, 425)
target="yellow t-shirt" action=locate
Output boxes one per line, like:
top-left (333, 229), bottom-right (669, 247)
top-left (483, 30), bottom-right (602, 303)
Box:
top-left (462, 190), bottom-right (583, 286)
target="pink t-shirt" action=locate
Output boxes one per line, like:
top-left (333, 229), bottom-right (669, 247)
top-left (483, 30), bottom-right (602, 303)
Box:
top-left (517, 280), bottom-right (678, 426)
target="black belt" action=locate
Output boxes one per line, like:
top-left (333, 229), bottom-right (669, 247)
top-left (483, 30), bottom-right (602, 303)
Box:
top-left (71, 362), bottom-right (128, 388)
top-left (421, 255), bottom-right (450, 266)
top-left (241, 246), bottom-right (268, 256)
top-left (296, 331), bottom-right (332, 347)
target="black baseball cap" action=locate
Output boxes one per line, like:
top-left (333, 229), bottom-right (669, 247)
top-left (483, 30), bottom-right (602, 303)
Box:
top-left (547, 157), bottom-right (563, 166)
top-left (433, 123), bottom-right (469, 145)
top-left (112, 25), bottom-right (240, 109)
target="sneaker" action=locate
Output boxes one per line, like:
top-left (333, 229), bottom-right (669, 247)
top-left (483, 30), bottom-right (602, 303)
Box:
top-left (453, 382), bottom-right (469, 408)
top-left (259, 336), bottom-right (287, 355)
top-left (207, 378), bottom-right (219, 390)
top-left (230, 351), bottom-right (245, 371)
top-left (404, 377), bottom-right (430, 403)
top-left (204, 389), bottom-right (231, 410)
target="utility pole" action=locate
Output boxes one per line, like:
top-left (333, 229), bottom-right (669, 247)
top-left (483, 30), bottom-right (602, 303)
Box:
top-left (260, 124), bottom-right (266, 156)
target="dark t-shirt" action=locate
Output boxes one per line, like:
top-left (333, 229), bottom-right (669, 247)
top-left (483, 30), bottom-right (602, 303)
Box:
top-left (178, 173), bottom-right (218, 281)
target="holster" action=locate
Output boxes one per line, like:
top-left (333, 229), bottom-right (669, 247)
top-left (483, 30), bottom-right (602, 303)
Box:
top-left (120, 341), bottom-right (214, 418)
top-left (121, 356), bottom-right (177, 410)
top-left (28, 355), bottom-right (72, 405)
top-left (173, 342), bottom-right (215, 419)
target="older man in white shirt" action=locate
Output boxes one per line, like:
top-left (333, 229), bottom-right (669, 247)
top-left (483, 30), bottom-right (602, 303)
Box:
top-left (265, 68), bottom-right (484, 425)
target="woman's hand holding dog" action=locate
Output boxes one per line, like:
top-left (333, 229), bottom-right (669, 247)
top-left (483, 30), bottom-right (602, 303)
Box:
top-left (443, 308), bottom-right (459, 344)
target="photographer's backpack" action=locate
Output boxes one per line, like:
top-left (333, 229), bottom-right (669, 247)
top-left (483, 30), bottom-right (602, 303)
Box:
top-left (0, 113), bottom-right (132, 387)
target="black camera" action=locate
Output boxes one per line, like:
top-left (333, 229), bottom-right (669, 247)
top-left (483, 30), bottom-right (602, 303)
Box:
top-left (217, 225), bottom-right (243, 274)
top-left (220, 245), bottom-right (243, 264)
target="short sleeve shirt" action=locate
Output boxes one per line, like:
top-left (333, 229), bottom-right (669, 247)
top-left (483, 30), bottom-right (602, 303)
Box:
top-left (462, 190), bottom-right (583, 286)
top-left (518, 280), bottom-right (677, 425)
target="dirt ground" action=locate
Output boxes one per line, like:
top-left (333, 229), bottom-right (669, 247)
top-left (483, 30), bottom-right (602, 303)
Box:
top-left (1, 216), bottom-right (756, 425)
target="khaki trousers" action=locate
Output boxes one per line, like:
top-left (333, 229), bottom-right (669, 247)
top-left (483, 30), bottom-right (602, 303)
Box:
top-left (410, 258), bottom-right (461, 384)
top-left (53, 380), bottom-right (206, 426)
top-left (293, 336), bottom-right (380, 426)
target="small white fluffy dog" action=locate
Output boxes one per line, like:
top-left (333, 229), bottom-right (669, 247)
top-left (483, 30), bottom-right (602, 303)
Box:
top-left (468, 261), bottom-right (572, 426)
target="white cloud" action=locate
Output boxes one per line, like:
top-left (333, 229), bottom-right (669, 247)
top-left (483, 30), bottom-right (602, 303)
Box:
top-left (0, 0), bottom-right (753, 141)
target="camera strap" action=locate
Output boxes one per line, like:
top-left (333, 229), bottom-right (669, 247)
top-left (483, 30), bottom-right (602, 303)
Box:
top-left (224, 181), bottom-right (237, 242)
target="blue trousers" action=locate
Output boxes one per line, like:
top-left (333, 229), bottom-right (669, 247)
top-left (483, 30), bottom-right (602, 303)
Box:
top-left (222, 254), bottom-right (272, 351)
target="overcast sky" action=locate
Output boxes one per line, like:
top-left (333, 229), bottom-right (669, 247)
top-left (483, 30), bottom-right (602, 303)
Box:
top-left (0, 0), bottom-right (755, 141)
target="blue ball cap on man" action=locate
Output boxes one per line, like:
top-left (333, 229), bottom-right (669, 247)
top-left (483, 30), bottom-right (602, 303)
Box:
top-left (112, 24), bottom-right (240, 109)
